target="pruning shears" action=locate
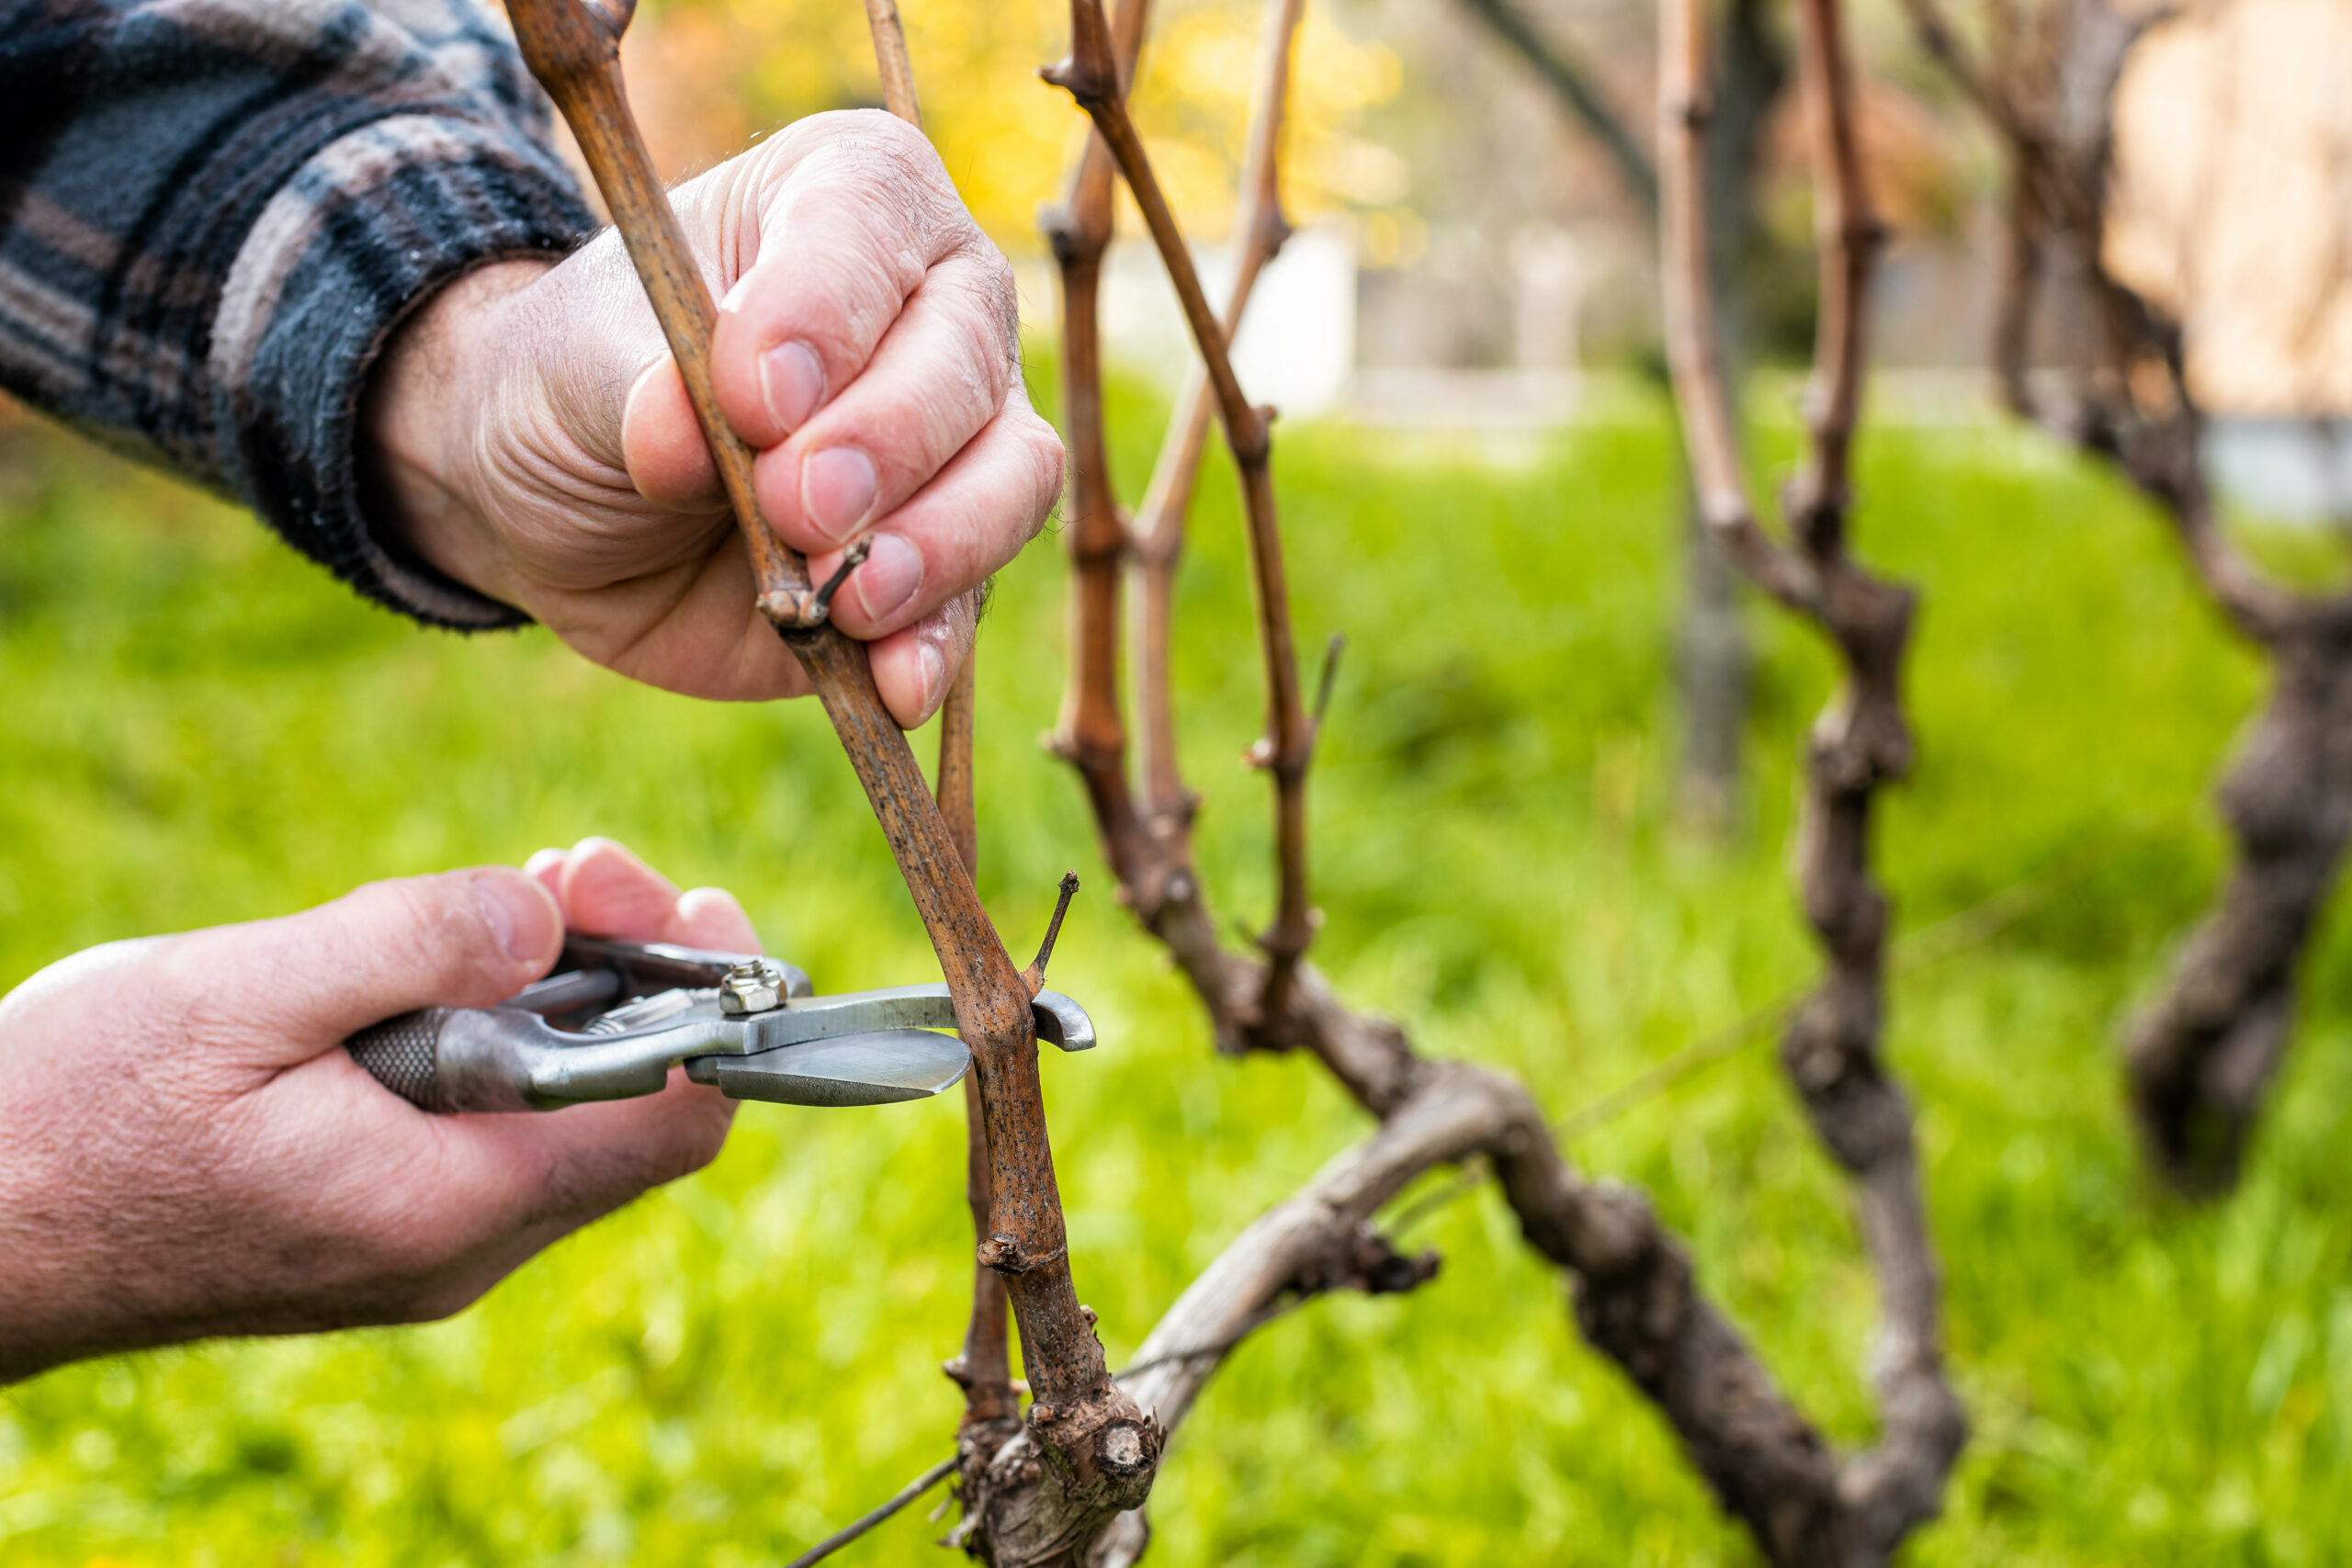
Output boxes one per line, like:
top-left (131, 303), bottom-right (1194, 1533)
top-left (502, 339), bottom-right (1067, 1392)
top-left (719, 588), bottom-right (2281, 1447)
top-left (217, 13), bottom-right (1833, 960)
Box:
top-left (345, 933), bottom-right (1093, 1113)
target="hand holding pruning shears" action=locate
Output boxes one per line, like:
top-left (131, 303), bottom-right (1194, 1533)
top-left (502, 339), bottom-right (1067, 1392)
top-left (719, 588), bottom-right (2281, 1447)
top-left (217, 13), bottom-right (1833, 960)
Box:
top-left (0, 839), bottom-right (1046, 1383)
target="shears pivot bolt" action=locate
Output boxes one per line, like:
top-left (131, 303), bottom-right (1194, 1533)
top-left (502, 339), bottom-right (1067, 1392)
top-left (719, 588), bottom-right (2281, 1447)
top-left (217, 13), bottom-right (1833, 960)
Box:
top-left (718, 958), bottom-right (791, 1016)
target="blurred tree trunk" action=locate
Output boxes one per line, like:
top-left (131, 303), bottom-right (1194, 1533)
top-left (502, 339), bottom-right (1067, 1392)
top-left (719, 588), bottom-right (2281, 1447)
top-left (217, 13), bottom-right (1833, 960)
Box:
top-left (1681, 0), bottom-right (1784, 828)
top-left (1905, 0), bottom-right (2352, 1194)
top-left (1459, 0), bottom-right (1788, 829)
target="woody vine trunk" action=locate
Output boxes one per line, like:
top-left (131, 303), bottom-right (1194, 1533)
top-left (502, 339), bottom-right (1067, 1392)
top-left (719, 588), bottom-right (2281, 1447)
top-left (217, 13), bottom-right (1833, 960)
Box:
top-left (1656, 0), bottom-right (1966, 1552)
top-left (1902, 0), bottom-right (2352, 1195)
top-left (502, 3), bottom-right (1158, 1558)
top-left (1026, 0), bottom-right (1965, 1560)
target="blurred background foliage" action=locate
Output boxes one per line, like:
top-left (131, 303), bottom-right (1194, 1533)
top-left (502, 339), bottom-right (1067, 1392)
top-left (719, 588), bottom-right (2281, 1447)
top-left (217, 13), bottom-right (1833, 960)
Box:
top-left (6, 371), bottom-right (2352, 1562)
top-left (9, 0), bottom-right (2352, 1562)
top-left (616, 0), bottom-right (1408, 245)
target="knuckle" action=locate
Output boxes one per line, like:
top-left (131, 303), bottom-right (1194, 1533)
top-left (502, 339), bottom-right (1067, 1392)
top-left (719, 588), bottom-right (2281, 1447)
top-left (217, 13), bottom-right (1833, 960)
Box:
top-left (368, 876), bottom-right (486, 992)
top-left (789, 112), bottom-right (971, 264)
top-left (1022, 416), bottom-right (1071, 523)
top-left (947, 238), bottom-right (1023, 367)
top-left (6, 934), bottom-right (165, 1024)
top-left (941, 300), bottom-right (1006, 415)
top-left (153, 934), bottom-right (254, 1051)
top-left (855, 106), bottom-right (941, 165)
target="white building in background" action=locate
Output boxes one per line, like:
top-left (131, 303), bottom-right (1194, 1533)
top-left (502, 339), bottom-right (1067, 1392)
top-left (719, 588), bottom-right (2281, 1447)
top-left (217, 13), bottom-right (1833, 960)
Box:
top-left (1001, 0), bottom-right (2352, 520)
top-left (1092, 221), bottom-right (1359, 420)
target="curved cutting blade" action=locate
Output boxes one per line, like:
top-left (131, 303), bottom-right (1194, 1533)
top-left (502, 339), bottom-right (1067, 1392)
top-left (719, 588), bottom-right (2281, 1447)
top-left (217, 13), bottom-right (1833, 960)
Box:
top-left (691, 1029), bottom-right (971, 1107)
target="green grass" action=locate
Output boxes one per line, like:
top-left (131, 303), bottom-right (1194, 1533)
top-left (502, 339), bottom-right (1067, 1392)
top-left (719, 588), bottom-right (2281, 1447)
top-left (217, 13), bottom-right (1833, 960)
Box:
top-left (4, 378), bottom-right (2350, 1567)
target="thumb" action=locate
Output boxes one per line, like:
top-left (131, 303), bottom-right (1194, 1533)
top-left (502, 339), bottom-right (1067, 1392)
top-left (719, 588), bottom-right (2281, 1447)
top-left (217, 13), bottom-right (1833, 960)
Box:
top-left (169, 868), bottom-right (563, 1066)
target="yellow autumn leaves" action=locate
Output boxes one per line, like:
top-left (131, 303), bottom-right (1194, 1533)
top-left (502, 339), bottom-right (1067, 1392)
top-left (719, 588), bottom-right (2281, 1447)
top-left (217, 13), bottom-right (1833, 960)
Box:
top-left (628, 0), bottom-right (1407, 249)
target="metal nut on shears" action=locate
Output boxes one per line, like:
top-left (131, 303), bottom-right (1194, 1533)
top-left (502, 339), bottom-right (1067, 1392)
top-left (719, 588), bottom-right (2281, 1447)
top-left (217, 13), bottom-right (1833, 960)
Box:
top-left (718, 958), bottom-right (791, 1015)
top-left (345, 934), bottom-right (1099, 1114)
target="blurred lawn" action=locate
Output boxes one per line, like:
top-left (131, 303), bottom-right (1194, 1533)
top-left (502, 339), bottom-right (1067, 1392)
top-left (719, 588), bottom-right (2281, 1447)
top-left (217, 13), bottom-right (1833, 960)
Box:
top-left (5, 372), bottom-right (2352, 1567)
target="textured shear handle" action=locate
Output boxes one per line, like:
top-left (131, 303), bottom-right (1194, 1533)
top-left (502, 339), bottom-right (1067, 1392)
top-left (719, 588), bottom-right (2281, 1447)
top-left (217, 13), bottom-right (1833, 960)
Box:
top-left (347, 1009), bottom-right (453, 1110)
top-left (345, 1009), bottom-right (542, 1114)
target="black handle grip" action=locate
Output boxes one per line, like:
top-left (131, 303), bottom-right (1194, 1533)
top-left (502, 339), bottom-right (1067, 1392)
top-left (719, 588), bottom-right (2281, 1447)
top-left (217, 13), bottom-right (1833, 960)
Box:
top-left (345, 1008), bottom-right (548, 1113)
top-left (347, 1009), bottom-right (461, 1111)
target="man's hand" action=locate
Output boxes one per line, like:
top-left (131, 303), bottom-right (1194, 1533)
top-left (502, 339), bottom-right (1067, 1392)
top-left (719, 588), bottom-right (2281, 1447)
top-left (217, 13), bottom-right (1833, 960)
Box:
top-left (0, 839), bottom-right (751, 1383)
top-left (364, 111), bottom-right (1064, 727)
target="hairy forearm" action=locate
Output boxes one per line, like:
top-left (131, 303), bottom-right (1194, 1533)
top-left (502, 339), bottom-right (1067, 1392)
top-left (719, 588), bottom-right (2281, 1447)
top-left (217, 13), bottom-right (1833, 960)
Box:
top-left (0, 847), bottom-right (740, 1388)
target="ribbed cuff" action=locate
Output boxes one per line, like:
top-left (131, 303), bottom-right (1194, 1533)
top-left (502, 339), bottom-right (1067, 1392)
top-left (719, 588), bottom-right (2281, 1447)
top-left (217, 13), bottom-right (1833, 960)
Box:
top-left (209, 113), bottom-right (596, 629)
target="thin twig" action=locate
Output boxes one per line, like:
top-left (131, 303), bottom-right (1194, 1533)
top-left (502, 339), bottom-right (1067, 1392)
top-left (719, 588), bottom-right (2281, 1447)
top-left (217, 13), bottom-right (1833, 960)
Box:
top-left (858, 0), bottom-right (1023, 1463)
top-left (1045, 0), bottom-right (1158, 902)
top-left (1024, 871), bottom-right (1082, 994)
top-left (784, 1455), bottom-right (956, 1568)
top-left (861, 0), bottom-right (922, 124)
top-left (1786, 0), bottom-right (1881, 547)
top-left (807, 536), bottom-right (874, 622)
top-left (935, 648), bottom-right (1012, 1443)
top-left (1047, 0), bottom-right (1318, 1032)
top-left (1657, 0), bottom-right (1821, 617)
top-left (1130, 0), bottom-right (1306, 834)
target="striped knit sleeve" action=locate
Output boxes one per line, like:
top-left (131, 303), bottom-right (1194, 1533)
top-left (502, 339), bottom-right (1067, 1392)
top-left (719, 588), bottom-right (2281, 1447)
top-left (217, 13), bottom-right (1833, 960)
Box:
top-left (0, 0), bottom-right (598, 627)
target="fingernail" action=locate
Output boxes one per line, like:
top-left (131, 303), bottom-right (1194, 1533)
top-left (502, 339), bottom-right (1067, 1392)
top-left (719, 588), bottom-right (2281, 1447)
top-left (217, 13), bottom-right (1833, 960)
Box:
top-left (475, 872), bottom-right (558, 963)
top-left (852, 533), bottom-right (923, 622)
top-left (803, 447), bottom-right (879, 543)
top-left (523, 847), bottom-right (567, 878)
top-left (917, 639), bottom-right (948, 720)
top-left (759, 340), bottom-right (825, 431)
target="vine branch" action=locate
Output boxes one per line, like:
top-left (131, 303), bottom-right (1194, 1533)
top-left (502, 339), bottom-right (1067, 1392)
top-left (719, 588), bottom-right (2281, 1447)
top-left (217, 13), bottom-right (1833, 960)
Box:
top-left (1043, 0), bottom-right (1157, 908)
top-left (1907, 0), bottom-right (2352, 1193)
top-left (1046, 0), bottom-right (1319, 1037)
top-left (854, 0), bottom-right (1024, 1473)
top-left (1659, 0), bottom-right (1967, 1552)
top-left (1025, 1), bottom-right (1972, 1561)
top-left (1129, 0), bottom-right (1306, 839)
top-left (503, 3), bottom-right (1156, 1556)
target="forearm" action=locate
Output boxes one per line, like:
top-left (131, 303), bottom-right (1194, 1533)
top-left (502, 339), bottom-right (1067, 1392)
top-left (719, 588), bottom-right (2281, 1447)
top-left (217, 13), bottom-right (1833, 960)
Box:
top-left (0, 943), bottom-right (220, 1386)
top-left (0, 1079), bottom-right (96, 1384)
top-left (0, 846), bottom-right (741, 1386)
top-left (0, 0), bottom-right (591, 627)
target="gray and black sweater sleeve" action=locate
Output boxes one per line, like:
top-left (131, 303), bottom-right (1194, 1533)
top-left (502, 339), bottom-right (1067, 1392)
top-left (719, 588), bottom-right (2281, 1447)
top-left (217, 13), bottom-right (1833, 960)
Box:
top-left (0, 0), bottom-right (598, 627)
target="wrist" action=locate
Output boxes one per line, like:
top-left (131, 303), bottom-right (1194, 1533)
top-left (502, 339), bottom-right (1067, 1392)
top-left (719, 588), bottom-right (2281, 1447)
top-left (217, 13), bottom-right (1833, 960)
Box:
top-left (0, 1066), bottom-right (97, 1383)
top-left (361, 259), bottom-right (553, 601)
